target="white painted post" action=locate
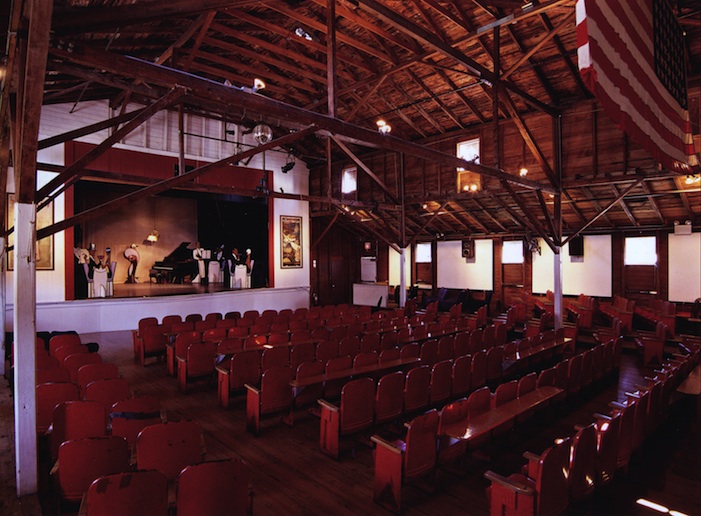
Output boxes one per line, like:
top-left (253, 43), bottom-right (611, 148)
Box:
top-left (399, 248), bottom-right (406, 308)
top-left (13, 202), bottom-right (38, 496)
top-left (0, 236), bottom-right (5, 377)
top-left (553, 245), bottom-right (563, 330)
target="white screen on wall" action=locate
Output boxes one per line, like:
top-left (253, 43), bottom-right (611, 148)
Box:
top-left (532, 235), bottom-right (612, 297)
top-left (436, 240), bottom-right (493, 290)
top-left (668, 233), bottom-right (701, 302)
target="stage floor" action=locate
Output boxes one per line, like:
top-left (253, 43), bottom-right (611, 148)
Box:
top-left (112, 281), bottom-right (236, 298)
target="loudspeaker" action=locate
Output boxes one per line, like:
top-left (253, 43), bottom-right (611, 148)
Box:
top-left (569, 236), bottom-right (584, 257)
top-left (462, 239), bottom-right (475, 259)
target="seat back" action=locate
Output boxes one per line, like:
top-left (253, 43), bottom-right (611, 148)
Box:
top-left (378, 347), bottom-right (400, 364)
top-left (196, 320), bottom-right (216, 333)
top-left (569, 423), bottom-right (598, 500)
top-left (471, 350), bottom-right (487, 390)
top-left (259, 366), bottom-right (294, 414)
top-left (36, 382), bottom-right (80, 433)
top-left (429, 360), bottom-right (453, 406)
top-left (375, 371), bottom-right (405, 424)
top-left (340, 377), bottom-right (375, 435)
top-left (176, 460), bottom-right (250, 516)
top-left (403, 409), bottom-right (439, 482)
top-left (85, 470), bottom-right (168, 516)
top-left (453, 332), bottom-right (470, 358)
top-left (58, 436), bottom-right (130, 502)
top-left (338, 336), bottom-right (360, 358)
top-left (316, 340), bottom-right (339, 364)
top-left (202, 328), bottom-right (227, 342)
top-left (437, 336), bottom-right (454, 362)
top-left (380, 331), bottom-right (399, 350)
top-left (533, 437), bottom-right (571, 516)
top-left (419, 339), bottom-right (439, 367)
top-left (360, 333), bottom-right (381, 354)
top-left (36, 367), bottom-right (71, 385)
top-left (290, 341), bottom-right (315, 371)
top-left (162, 314), bottom-right (183, 332)
top-left (403, 365), bottom-right (431, 413)
top-left (596, 413), bottom-right (620, 485)
top-left (110, 396), bottom-right (162, 449)
top-left (85, 377), bottom-right (131, 413)
top-left (175, 331), bottom-right (202, 358)
top-left (171, 321), bottom-right (195, 334)
top-left (136, 421), bottom-right (204, 481)
top-left (485, 345), bottom-right (504, 384)
top-left (64, 352), bottom-right (102, 383)
top-left (142, 325), bottom-right (168, 356)
top-left (49, 333), bottom-right (82, 356)
top-left (50, 400), bottom-right (106, 460)
top-left (294, 361), bottom-right (325, 407)
top-left (229, 350), bottom-right (262, 390)
top-left (323, 355), bottom-right (353, 400)
top-left (353, 350), bottom-right (378, 369)
top-left (186, 341), bottom-right (219, 377)
top-left (76, 362), bottom-right (119, 396)
top-left (467, 386), bottom-right (491, 419)
top-left (261, 346), bottom-right (290, 372)
top-left (55, 344), bottom-right (88, 365)
top-left (451, 354), bottom-right (472, 398)
top-left (492, 380), bottom-right (518, 407)
top-left (399, 343), bottom-right (420, 360)
top-left (217, 338), bottom-right (243, 355)
top-left (517, 372), bottom-right (537, 397)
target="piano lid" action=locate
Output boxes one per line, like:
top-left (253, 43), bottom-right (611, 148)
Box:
top-left (155, 241), bottom-right (192, 264)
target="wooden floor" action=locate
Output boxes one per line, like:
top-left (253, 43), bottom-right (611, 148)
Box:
top-left (2, 327), bottom-right (700, 515)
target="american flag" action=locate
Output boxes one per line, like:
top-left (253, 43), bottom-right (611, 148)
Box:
top-left (576, 0), bottom-right (697, 172)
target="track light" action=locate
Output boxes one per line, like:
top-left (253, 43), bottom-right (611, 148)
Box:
top-left (253, 78), bottom-right (266, 93)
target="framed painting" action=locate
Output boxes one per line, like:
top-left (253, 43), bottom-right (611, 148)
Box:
top-left (280, 215), bottom-right (302, 269)
top-left (7, 194), bottom-right (54, 270)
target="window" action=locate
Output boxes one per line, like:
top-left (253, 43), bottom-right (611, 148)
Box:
top-left (341, 166), bottom-right (357, 194)
top-left (502, 240), bottom-right (524, 264)
top-left (624, 236), bottom-right (657, 265)
top-left (456, 137), bottom-right (481, 192)
top-left (415, 242), bottom-right (431, 263)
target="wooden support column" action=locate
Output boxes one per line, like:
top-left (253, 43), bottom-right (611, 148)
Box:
top-left (326, 0), bottom-right (337, 117)
top-left (399, 153), bottom-right (407, 308)
top-left (492, 26), bottom-right (501, 170)
top-left (553, 246), bottom-right (563, 331)
top-left (0, 237), bottom-right (5, 377)
top-left (553, 115), bottom-right (563, 330)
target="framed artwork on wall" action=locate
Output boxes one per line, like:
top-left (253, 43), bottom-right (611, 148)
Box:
top-left (7, 194), bottom-right (54, 270)
top-left (280, 215), bottom-right (302, 269)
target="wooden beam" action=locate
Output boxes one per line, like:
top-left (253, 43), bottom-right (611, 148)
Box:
top-left (50, 45), bottom-right (557, 194)
top-left (408, 201), bottom-right (450, 247)
top-left (501, 181), bottom-right (556, 252)
top-left (327, 0), bottom-right (337, 118)
top-left (36, 87), bottom-right (187, 207)
top-left (36, 125), bottom-right (316, 241)
top-left (311, 212), bottom-right (339, 249)
top-left (611, 184), bottom-right (638, 226)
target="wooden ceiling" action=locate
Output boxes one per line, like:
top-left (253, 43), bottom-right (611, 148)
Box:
top-left (1, 0), bottom-right (700, 248)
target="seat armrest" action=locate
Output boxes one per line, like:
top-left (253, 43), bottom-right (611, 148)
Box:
top-left (244, 383), bottom-right (260, 395)
top-left (522, 451), bottom-right (540, 462)
top-left (484, 470), bottom-right (535, 495)
top-left (317, 398), bottom-right (339, 412)
top-left (371, 434), bottom-right (403, 454)
top-left (593, 412), bottom-right (612, 421)
top-left (609, 401), bottom-right (627, 410)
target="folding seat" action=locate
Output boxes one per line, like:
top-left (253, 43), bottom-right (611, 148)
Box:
top-left (592, 412), bottom-right (621, 486)
top-left (469, 328), bottom-right (483, 354)
top-left (169, 330), bottom-right (201, 377)
top-left (225, 311), bottom-right (241, 321)
top-left (437, 398), bottom-right (469, 470)
top-left (489, 380), bottom-right (518, 435)
top-left (236, 317), bottom-right (254, 329)
top-left (176, 459), bottom-right (252, 516)
top-left (495, 323), bottom-right (508, 348)
top-left (293, 360), bottom-right (325, 412)
top-left (380, 330), bottom-right (399, 351)
top-left (55, 344), bottom-right (88, 366)
top-left (485, 345), bottom-right (504, 388)
top-left (249, 323), bottom-right (270, 336)
top-left (412, 325), bottom-right (429, 342)
top-left (269, 321), bottom-right (289, 334)
top-left (185, 313), bottom-right (203, 324)
top-left (453, 331), bottom-right (470, 358)
top-left (482, 325), bottom-right (496, 349)
top-left (217, 337), bottom-right (244, 356)
top-left (484, 437), bottom-right (571, 516)
top-left (378, 347), bottom-right (400, 364)
top-left (162, 314), bottom-right (183, 332)
top-left (403, 365), bottom-right (431, 415)
top-left (216, 318), bottom-right (238, 331)
top-left (246, 366), bottom-right (294, 434)
top-left (375, 371), bottom-right (405, 425)
top-left (307, 318), bottom-right (324, 331)
top-left (84, 378), bottom-right (131, 414)
top-left (110, 395), bottom-right (162, 449)
top-left (36, 353), bottom-right (60, 372)
top-left (243, 335), bottom-right (267, 349)
top-left (228, 326), bottom-right (250, 339)
top-left (429, 359), bottom-right (453, 407)
top-left (288, 319), bottom-right (308, 331)
top-left (608, 400), bottom-right (635, 471)
top-left (466, 386), bottom-right (491, 447)
top-left (290, 341), bottom-right (315, 371)
top-left (64, 352), bottom-right (102, 383)
top-left (419, 339), bottom-right (439, 367)
top-left (315, 339), bottom-right (339, 365)
top-left (516, 372), bottom-right (538, 423)
top-left (133, 317), bottom-right (158, 359)
top-left (49, 333), bottom-right (82, 357)
top-left (261, 346), bottom-right (290, 373)
top-left (568, 423), bottom-right (598, 501)
top-left (436, 335), bottom-right (454, 362)
top-left (57, 436), bottom-right (130, 506)
top-left (311, 327), bottom-right (330, 342)
top-left (202, 328), bottom-right (227, 342)
top-left (323, 355), bottom-right (353, 400)
top-left (329, 325), bottom-right (348, 342)
top-left (288, 329), bottom-right (310, 344)
top-left (75, 363), bottom-right (119, 397)
top-left (319, 377), bottom-right (375, 459)
top-left (37, 382), bottom-right (80, 434)
top-left (537, 366), bottom-right (556, 388)
top-left (338, 335), bottom-right (360, 358)
top-left (267, 332), bottom-right (289, 347)
top-left (580, 348), bottom-right (594, 390)
top-left (451, 354), bottom-right (472, 398)
top-left (397, 327), bottom-right (413, 345)
top-left (471, 350), bottom-right (487, 391)
top-left (353, 350), bottom-right (378, 370)
top-left (178, 341), bottom-right (218, 392)
top-left (36, 366), bottom-right (71, 385)
top-left (136, 421), bottom-right (204, 481)
top-left (49, 400), bottom-right (106, 460)
top-left (554, 359), bottom-right (569, 391)
top-left (139, 325), bottom-right (168, 366)
top-left (371, 409), bottom-right (439, 513)
top-left (360, 333), bottom-right (380, 354)
top-left (399, 343), bottom-right (420, 360)
top-left (84, 470), bottom-right (168, 516)
top-left (566, 353), bottom-right (583, 398)
top-left (170, 321), bottom-right (196, 335)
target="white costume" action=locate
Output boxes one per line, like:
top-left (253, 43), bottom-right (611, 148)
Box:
top-left (192, 245), bottom-right (206, 283)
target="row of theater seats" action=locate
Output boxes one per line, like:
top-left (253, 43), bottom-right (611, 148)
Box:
top-left (635, 299), bottom-right (677, 336)
top-left (484, 338), bottom-right (700, 516)
top-left (34, 332), bottom-right (254, 514)
top-left (364, 336), bottom-right (625, 513)
top-left (599, 295), bottom-right (636, 331)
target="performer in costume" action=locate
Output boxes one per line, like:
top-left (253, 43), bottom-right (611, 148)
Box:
top-left (232, 247), bottom-right (246, 289)
top-left (244, 248), bottom-right (253, 289)
top-left (192, 241), bottom-right (207, 284)
top-left (124, 244), bottom-right (140, 283)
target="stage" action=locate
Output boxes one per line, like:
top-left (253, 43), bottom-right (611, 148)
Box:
top-left (112, 281), bottom-right (234, 299)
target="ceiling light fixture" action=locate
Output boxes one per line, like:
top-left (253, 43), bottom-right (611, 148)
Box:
top-left (253, 78), bottom-right (266, 93)
top-left (376, 119), bottom-right (391, 134)
top-left (519, 165), bottom-right (528, 177)
top-left (146, 230), bottom-right (159, 243)
top-left (294, 27), bottom-right (313, 41)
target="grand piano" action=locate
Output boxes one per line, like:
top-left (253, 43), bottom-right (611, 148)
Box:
top-left (149, 242), bottom-right (198, 283)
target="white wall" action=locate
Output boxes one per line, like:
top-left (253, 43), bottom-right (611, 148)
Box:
top-left (533, 235), bottom-right (612, 297)
top-left (668, 232), bottom-right (701, 302)
top-left (389, 246), bottom-right (412, 287)
top-left (437, 240), bottom-right (493, 290)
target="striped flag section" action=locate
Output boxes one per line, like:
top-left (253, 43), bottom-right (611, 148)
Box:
top-left (576, 0), bottom-right (697, 172)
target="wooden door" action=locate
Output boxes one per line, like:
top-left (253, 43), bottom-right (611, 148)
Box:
top-left (329, 256), bottom-right (350, 306)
